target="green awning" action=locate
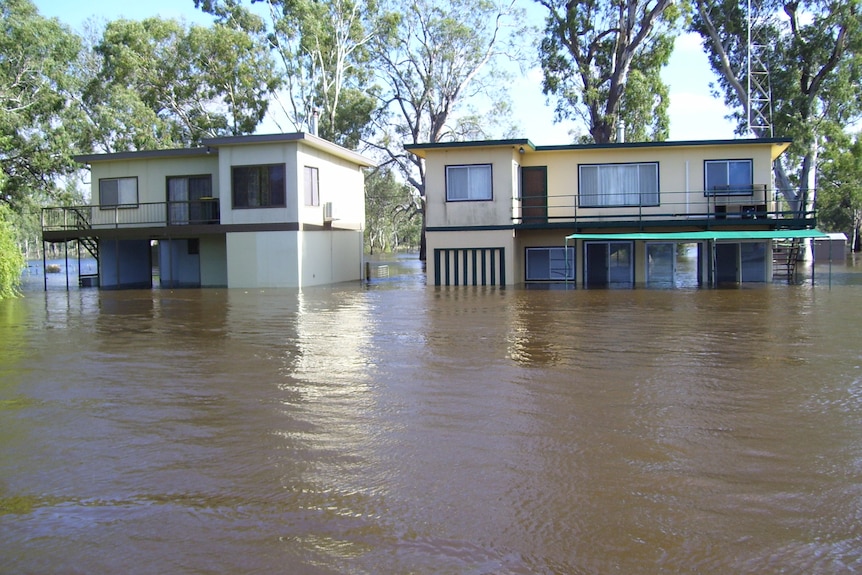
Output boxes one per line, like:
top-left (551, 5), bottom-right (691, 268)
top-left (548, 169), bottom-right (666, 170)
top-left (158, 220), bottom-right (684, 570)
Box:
top-left (565, 229), bottom-right (829, 241)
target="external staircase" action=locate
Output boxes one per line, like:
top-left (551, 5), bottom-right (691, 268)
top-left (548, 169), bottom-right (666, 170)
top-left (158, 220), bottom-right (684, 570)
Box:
top-left (772, 238), bottom-right (803, 282)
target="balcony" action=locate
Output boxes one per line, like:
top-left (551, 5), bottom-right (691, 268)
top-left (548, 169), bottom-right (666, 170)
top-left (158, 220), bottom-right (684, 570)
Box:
top-left (42, 199), bottom-right (221, 236)
top-left (512, 187), bottom-right (817, 230)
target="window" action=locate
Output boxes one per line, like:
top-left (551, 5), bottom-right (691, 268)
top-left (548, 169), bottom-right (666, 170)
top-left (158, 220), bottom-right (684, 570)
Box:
top-left (304, 166), bottom-right (319, 206)
top-left (446, 164), bottom-right (492, 201)
top-left (526, 247), bottom-right (575, 281)
top-left (579, 163), bottom-right (658, 207)
top-left (705, 159), bottom-right (753, 195)
top-left (232, 164), bottom-right (286, 208)
top-left (167, 175), bottom-right (212, 224)
top-left (99, 177), bottom-right (138, 208)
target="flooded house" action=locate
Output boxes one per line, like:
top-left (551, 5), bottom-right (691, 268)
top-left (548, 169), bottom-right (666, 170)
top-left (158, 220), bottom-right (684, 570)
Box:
top-left (42, 133), bottom-right (375, 289)
top-left (405, 137), bottom-right (827, 287)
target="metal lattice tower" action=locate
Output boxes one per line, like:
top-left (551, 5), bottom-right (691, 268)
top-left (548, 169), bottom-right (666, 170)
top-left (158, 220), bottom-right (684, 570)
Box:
top-left (747, 0), bottom-right (774, 137)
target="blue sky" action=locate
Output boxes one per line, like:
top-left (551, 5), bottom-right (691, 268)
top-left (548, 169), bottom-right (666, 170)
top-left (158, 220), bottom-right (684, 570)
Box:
top-left (34, 0), bottom-right (737, 144)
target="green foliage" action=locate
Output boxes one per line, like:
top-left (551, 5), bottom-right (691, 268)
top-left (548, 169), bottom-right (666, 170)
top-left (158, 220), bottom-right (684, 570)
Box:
top-left (84, 17), bottom-right (280, 151)
top-left (692, 0), bottom-right (862, 213)
top-left (537, 0), bottom-right (680, 143)
top-left (364, 168), bottom-right (421, 253)
top-left (197, 0), bottom-right (377, 148)
top-left (370, 0), bottom-right (526, 259)
top-left (818, 134), bottom-right (862, 250)
top-left (0, 0), bottom-right (83, 210)
top-left (0, 204), bottom-right (24, 299)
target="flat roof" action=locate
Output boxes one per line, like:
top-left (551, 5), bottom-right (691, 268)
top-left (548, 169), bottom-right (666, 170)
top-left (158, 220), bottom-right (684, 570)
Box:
top-left (75, 132), bottom-right (376, 168)
top-left (405, 137), bottom-right (793, 159)
top-left (74, 147), bottom-right (213, 163)
top-left (564, 230), bottom-right (829, 241)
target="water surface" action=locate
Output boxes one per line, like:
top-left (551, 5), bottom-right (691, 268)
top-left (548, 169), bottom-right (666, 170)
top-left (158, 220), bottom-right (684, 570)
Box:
top-left (2, 257), bottom-right (862, 574)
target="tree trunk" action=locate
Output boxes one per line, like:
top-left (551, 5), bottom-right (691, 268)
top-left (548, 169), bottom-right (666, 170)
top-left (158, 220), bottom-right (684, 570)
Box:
top-left (418, 208), bottom-right (427, 261)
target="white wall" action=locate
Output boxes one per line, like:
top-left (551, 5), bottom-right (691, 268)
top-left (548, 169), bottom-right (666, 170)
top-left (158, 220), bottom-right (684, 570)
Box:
top-left (226, 231), bottom-right (300, 288)
top-left (299, 230), bottom-right (364, 286)
top-left (216, 143), bottom-right (300, 226)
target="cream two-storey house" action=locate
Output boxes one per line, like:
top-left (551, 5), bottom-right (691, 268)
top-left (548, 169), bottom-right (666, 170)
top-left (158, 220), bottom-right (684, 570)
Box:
top-left (406, 138), bottom-right (825, 287)
top-left (42, 133), bottom-right (375, 289)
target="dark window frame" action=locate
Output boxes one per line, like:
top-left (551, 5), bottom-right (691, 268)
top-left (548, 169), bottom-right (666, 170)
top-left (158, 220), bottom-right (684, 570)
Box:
top-left (232, 164), bottom-right (286, 209)
top-left (577, 162), bottom-right (660, 208)
top-left (704, 158), bottom-right (754, 196)
top-left (166, 174), bottom-right (214, 224)
top-left (525, 246), bottom-right (575, 281)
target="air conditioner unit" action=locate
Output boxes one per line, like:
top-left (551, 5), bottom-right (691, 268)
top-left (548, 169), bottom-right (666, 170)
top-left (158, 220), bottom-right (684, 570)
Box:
top-left (323, 201), bottom-right (334, 222)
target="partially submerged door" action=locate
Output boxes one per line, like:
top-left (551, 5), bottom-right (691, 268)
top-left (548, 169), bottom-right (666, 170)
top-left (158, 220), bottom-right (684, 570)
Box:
top-left (584, 241), bottom-right (633, 287)
top-left (715, 243), bottom-right (739, 284)
top-left (520, 166), bottom-right (547, 223)
top-left (646, 242), bottom-right (675, 285)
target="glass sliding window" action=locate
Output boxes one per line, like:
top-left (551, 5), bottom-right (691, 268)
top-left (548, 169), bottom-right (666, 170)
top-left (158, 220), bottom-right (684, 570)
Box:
top-left (578, 163), bottom-right (658, 207)
top-left (168, 175), bottom-right (212, 224)
top-left (446, 164), bottom-right (492, 201)
top-left (705, 159), bottom-right (753, 195)
top-left (525, 247), bottom-right (575, 281)
top-left (232, 164), bottom-right (286, 208)
top-left (99, 177), bottom-right (138, 208)
top-left (304, 166), bottom-right (320, 206)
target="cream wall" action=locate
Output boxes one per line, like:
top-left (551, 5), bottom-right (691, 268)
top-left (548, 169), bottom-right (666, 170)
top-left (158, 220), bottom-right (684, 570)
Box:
top-left (425, 229), bottom-right (515, 285)
top-left (88, 155), bottom-right (219, 227)
top-left (518, 143), bottom-right (777, 220)
top-left (420, 142), bottom-right (779, 229)
top-left (89, 155), bottom-right (219, 205)
top-left (424, 147), bottom-right (521, 228)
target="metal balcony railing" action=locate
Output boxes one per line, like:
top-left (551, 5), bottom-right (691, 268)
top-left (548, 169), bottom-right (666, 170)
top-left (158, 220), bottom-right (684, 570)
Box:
top-left (42, 199), bottom-right (221, 231)
top-left (512, 187), bottom-right (816, 228)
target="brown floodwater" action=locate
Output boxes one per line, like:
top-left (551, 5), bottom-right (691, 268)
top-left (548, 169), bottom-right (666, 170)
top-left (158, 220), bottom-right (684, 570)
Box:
top-left (2, 256), bottom-right (862, 574)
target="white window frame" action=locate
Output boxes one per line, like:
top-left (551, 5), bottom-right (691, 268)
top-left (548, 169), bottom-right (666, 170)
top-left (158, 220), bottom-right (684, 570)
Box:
top-left (578, 163), bottom-right (659, 207)
top-left (704, 159), bottom-right (753, 196)
top-left (446, 164), bottom-right (493, 201)
top-left (99, 177), bottom-right (138, 208)
top-left (525, 247), bottom-right (575, 281)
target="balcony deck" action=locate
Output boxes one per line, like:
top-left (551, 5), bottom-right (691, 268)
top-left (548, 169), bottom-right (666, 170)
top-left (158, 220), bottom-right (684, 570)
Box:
top-left (511, 188), bottom-right (817, 231)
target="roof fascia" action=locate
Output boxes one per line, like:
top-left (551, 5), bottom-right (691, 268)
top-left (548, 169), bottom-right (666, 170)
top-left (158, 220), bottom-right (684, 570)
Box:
top-left (203, 132), bottom-right (376, 168)
top-left (74, 147), bottom-right (213, 164)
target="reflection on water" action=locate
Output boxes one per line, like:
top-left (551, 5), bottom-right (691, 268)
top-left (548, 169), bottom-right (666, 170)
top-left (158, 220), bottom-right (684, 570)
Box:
top-left (2, 255), bottom-right (862, 574)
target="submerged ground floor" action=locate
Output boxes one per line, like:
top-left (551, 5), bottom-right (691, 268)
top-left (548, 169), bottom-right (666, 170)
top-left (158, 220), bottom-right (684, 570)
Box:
top-left (42, 228), bottom-right (364, 290)
top-left (428, 229), bottom-right (835, 288)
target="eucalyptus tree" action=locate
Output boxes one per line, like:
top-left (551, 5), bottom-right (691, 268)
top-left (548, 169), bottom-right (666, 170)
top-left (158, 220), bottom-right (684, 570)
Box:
top-left (84, 17), bottom-right (280, 151)
top-left (818, 134), bottom-right (862, 251)
top-left (364, 167), bottom-right (421, 254)
top-left (691, 0), bottom-right (862, 215)
top-left (536, 0), bottom-right (682, 143)
top-left (195, 0), bottom-right (377, 148)
top-left (0, 0), bottom-right (82, 209)
top-left (370, 0), bottom-right (525, 259)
